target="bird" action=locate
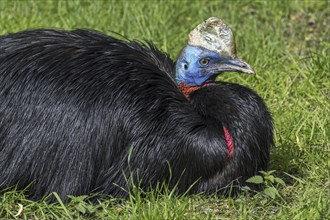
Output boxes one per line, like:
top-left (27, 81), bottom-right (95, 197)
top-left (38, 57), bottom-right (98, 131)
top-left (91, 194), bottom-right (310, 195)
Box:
top-left (0, 17), bottom-right (274, 202)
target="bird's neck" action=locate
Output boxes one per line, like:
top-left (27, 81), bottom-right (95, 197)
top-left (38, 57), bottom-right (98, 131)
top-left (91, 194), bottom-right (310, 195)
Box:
top-left (179, 82), bottom-right (235, 158)
top-left (179, 82), bottom-right (212, 99)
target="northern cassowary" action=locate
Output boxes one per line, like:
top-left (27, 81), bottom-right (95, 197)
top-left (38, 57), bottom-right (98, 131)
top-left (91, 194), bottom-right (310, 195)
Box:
top-left (0, 17), bottom-right (273, 202)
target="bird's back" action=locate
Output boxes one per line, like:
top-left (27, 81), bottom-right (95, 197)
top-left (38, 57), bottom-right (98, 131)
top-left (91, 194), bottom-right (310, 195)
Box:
top-left (0, 29), bottom-right (183, 200)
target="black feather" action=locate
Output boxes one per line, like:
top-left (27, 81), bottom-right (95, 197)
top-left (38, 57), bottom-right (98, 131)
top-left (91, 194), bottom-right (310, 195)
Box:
top-left (0, 29), bottom-right (273, 202)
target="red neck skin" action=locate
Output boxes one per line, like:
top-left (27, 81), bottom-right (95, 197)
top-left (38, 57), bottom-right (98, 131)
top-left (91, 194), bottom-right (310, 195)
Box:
top-left (178, 82), bottom-right (204, 99)
top-left (178, 82), bottom-right (234, 158)
top-left (223, 126), bottom-right (234, 158)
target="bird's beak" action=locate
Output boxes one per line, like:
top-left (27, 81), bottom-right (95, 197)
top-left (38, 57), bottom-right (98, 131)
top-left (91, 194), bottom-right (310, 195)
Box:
top-left (223, 58), bottom-right (255, 74)
top-left (206, 58), bottom-right (255, 75)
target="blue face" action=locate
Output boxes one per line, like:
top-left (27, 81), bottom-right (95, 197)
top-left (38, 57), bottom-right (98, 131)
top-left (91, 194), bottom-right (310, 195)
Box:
top-left (176, 45), bottom-right (223, 86)
top-left (175, 45), bottom-right (255, 86)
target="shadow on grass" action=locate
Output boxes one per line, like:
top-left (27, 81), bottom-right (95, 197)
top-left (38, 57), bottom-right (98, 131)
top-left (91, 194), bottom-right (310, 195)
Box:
top-left (269, 142), bottom-right (306, 184)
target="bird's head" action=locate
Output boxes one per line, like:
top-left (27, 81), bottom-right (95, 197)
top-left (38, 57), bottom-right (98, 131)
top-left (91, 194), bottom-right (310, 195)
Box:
top-left (176, 17), bottom-right (254, 87)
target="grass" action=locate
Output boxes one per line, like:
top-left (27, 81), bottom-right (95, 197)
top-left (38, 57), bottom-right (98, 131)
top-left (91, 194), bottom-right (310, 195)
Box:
top-left (0, 0), bottom-right (329, 219)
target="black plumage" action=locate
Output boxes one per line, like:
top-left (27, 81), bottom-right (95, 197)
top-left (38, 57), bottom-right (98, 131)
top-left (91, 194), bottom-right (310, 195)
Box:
top-left (0, 29), bottom-right (273, 202)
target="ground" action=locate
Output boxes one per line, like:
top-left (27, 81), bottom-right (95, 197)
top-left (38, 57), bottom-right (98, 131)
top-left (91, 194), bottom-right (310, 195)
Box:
top-left (0, 0), bottom-right (329, 219)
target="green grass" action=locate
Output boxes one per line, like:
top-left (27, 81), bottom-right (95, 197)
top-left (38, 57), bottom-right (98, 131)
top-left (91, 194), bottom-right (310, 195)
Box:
top-left (0, 0), bottom-right (329, 219)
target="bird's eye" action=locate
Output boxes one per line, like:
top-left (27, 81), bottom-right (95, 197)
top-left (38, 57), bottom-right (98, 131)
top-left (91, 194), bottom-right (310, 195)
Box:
top-left (199, 58), bottom-right (210, 66)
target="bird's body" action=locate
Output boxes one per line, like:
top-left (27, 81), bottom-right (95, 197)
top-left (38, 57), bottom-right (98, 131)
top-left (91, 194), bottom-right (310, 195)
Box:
top-left (0, 27), bottom-right (273, 201)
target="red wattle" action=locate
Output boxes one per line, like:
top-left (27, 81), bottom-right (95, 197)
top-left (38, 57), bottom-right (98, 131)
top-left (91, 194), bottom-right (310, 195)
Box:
top-left (223, 126), bottom-right (234, 157)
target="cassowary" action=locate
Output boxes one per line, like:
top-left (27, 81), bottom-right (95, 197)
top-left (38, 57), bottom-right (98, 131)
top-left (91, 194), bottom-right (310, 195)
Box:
top-left (0, 17), bottom-right (273, 202)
